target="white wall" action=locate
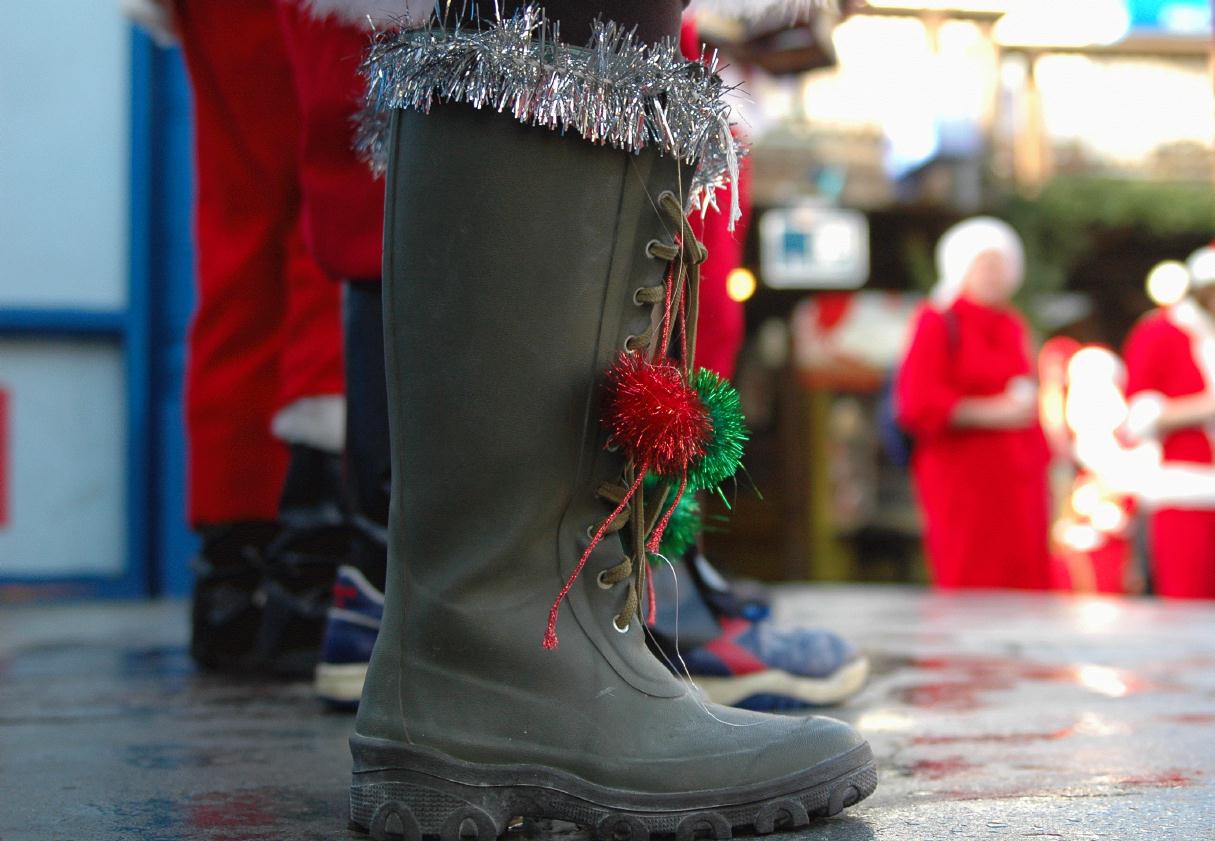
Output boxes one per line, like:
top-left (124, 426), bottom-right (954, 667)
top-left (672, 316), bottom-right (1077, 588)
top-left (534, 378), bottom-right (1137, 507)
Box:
top-left (0, 3), bottom-right (131, 579)
top-left (0, 342), bottom-right (126, 577)
top-left (0, 2), bottom-right (130, 310)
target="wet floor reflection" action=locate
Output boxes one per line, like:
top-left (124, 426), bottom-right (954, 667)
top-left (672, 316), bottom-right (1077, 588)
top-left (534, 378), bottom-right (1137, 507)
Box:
top-left (2, 592), bottom-right (1214, 839)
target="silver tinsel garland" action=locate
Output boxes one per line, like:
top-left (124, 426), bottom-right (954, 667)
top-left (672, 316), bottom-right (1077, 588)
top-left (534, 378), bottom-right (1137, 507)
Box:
top-left (358, 5), bottom-right (745, 227)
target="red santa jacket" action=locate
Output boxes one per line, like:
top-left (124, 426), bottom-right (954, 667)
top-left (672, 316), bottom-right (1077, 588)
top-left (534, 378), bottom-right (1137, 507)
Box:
top-left (1119, 300), bottom-right (1215, 509)
top-left (1124, 302), bottom-right (1215, 466)
top-left (896, 297), bottom-right (1050, 473)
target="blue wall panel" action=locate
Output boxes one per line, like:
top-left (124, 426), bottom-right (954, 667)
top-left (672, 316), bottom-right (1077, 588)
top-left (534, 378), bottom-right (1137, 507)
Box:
top-left (147, 44), bottom-right (198, 597)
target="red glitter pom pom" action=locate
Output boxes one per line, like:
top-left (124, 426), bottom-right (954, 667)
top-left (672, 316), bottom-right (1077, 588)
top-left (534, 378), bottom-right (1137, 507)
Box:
top-left (603, 353), bottom-right (711, 476)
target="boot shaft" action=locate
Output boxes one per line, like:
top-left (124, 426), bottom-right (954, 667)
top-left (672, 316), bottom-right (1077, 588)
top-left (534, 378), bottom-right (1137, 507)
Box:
top-left (357, 102), bottom-right (692, 751)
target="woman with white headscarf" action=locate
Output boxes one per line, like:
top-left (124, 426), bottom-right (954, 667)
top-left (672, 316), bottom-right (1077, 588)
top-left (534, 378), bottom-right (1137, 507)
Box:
top-left (895, 217), bottom-right (1052, 589)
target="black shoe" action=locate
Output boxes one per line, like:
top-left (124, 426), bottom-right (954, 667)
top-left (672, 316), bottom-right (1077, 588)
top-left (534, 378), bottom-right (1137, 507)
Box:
top-left (687, 550), bottom-right (772, 621)
top-left (189, 520), bottom-right (279, 672)
top-left (253, 444), bottom-right (354, 679)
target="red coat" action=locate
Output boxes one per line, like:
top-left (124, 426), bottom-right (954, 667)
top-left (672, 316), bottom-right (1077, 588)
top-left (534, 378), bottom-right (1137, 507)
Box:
top-left (1123, 303), bottom-right (1215, 598)
top-left (1124, 307), bottom-right (1215, 467)
top-left (279, 4), bottom-right (385, 281)
top-left (896, 298), bottom-right (1052, 590)
top-left (682, 18), bottom-right (747, 380)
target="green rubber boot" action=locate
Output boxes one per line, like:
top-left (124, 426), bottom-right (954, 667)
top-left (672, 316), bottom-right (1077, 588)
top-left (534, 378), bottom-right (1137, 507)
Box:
top-left (349, 98), bottom-right (876, 839)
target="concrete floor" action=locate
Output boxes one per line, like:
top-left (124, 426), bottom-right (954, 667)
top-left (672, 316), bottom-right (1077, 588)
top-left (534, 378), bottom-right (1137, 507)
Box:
top-left (2, 586), bottom-right (1213, 841)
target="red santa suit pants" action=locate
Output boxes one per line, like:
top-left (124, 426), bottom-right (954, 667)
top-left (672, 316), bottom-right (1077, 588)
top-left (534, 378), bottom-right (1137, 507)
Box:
top-left (175, 0), bottom-right (351, 525)
top-left (681, 20), bottom-right (747, 379)
top-left (1150, 509), bottom-right (1215, 598)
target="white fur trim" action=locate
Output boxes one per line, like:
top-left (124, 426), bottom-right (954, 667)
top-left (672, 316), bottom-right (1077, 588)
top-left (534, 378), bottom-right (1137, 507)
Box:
top-left (1144, 462), bottom-right (1215, 509)
top-left (1165, 299), bottom-right (1215, 450)
top-left (1187, 246), bottom-right (1215, 290)
top-left (1077, 436), bottom-right (1215, 509)
top-left (931, 216), bottom-right (1024, 309)
top-left (271, 395), bottom-right (346, 453)
top-left (121, 0), bottom-right (178, 46)
top-left (1124, 392), bottom-right (1165, 442)
top-left (296, 0), bottom-right (430, 28)
top-left (1108, 302), bottom-right (1215, 508)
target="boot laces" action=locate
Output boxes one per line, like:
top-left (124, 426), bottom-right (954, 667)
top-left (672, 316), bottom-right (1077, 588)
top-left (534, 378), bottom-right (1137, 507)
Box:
top-left (543, 189), bottom-right (708, 648)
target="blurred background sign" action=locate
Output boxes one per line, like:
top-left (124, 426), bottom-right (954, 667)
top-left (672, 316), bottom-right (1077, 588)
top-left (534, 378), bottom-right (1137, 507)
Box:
top-left (1127, 0), bottom-right (1212, 35)
top-left (791, 292), bottom-right (920, 390)
top-left (760, 204), bottom-right (870, 289)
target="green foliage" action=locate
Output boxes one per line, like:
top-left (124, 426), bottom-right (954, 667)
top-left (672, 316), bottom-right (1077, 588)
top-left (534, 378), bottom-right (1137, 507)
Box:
top-left (902, 232), bottom-right (938, 295)
top-left (999, 177), bottom-right (1215, 302)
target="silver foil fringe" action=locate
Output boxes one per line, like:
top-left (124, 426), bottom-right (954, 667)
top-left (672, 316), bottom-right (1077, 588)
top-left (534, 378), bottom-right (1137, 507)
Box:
top-left (357, 5), bottom-right (745, 227)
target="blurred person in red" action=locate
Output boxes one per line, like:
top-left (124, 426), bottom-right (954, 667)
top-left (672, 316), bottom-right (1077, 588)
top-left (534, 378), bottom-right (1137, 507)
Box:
top-left (1122, 246), bottom-right (1215, 599)
top-left (125, 0), bottom-right (380, 676)
top-left (896, 217), bottom-right (1052, 590)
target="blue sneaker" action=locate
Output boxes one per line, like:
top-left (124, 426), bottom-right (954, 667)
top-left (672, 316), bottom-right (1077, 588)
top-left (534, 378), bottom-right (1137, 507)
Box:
top-left (648, 553), bottom-right (868, 711)
top-left (314, 565), bottom-right (383, 707)
top-left (676, 616), bottom-right (869, 711)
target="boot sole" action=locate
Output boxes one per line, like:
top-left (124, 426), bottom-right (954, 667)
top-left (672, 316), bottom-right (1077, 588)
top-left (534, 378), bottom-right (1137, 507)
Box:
top-left (349, 737), bottom-right (876, 840)
top-left (690, 657), bottom-right (870, 709)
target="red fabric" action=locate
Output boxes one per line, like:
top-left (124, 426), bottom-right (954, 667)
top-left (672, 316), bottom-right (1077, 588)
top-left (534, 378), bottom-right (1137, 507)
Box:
top-left (1050, 541), bottom-right (1131, 595)
top-left (896, 298), bottom-right (1052, 590)
top-left (704, 618), bottom-right (769, 676)
top-left (1124, 310), bottom-right (1215, 598)
top-left (176, 0), bottom-right (344, 524)
top-left (1123, 310), bottom-right (1215, 466)
top-left (813, 292), bottom-right (854, 332)
top-left (680, 17), bottom-right (701, 59)
top-left (1150, 509), bottom-right (1215, 598)
top-left (276, 4), bottom-right (385, 281)
top-left (688, 157), bottom-right (750, 380)
top-left (681, 17), bottom-right (748, 380)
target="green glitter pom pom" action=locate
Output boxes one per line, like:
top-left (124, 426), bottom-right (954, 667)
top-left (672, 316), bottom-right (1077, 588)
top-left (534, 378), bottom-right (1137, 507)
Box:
top-left (643, 475), bottom-right (703, 563)
top-left (657, 490), bottom-right (702, 561)
top-left (686, 367), bottom-right (749, 493)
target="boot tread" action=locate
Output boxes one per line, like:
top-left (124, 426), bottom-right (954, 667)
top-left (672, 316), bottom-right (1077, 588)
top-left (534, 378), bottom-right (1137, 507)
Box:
top-left (351, 759), bottom-right (877, 840)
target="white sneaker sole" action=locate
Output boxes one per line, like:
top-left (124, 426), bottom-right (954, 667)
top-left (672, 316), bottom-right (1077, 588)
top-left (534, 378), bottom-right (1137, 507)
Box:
top-left (690, 656), bottom-right (870, 708)
top-left (315, 662), bottom-right (369, 705)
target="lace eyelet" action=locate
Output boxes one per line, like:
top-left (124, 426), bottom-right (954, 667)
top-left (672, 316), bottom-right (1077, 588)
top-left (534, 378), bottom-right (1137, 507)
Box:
top-left (596, 570), bottom-right (613, 590)
top-left (623, 335), bottom-right (638, 352)
top-left (585, 524), bottom-right (596, 540)
top-left (612, 615), bottom-right (631, 634)
top-left (632, 287), bottom-right (646, 306)
top-left (645, 239), bottom-right (665, 260)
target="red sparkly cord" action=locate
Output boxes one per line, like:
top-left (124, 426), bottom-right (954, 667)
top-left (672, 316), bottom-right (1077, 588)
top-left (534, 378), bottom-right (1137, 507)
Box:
top-left (645, 473), bottom-right (688, 555)
top-left (543, 465), bottom-right (648, 650)
top-left (646, 569), bottom-right (657, 626)
top-left (678, 285), bottom-right (689, 369)
top-left (658, 263), bottom-right (676, 356)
